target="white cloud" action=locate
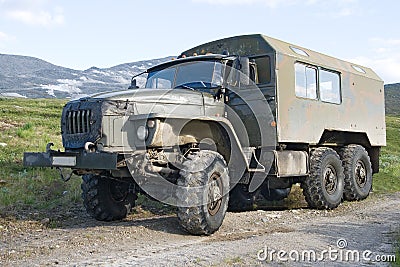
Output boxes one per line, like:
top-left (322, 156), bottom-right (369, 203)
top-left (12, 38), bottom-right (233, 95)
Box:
top-left (369, 38), bottom-right (400, 47)
top-left (336, 8), bottom-right (353, 17)
top-left (352, 56), bottom-right (400, 84)
top-left (0, 31), bottom-right (16, 49)
top-left (349, 38), bottom-right (400, 84)
top-left (192, 0), bottom-right (297, 8)
top-left (192, 0), bottom-right (359, 17)
top-left (313, 0), bottom-right (360, 18)
top-left (0, 31), bottom-right (15, 42)
top-left (6, 9), bottom-right (64, 26)
top-left (0, 0), bottom-right (65, 27)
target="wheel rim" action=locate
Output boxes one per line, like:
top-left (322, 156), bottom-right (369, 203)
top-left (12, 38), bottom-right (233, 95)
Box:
top-left (109, 180), bottom-right (128, 202)
top-left (324, 165), bottom-right (338, 195)
top-left (355, 160), bottom-right (367, 187)
top-left (207, 172), bottom-right (223, 216)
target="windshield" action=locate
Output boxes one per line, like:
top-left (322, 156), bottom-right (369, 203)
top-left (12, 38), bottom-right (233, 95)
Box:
top-left (145, 61), bottom-right (224, 90)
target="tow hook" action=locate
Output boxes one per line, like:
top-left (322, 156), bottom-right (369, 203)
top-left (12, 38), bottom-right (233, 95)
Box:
top-left (56, 167), bottom-right (73, 182)
top-left (46, 142), bottom-right (54, 153)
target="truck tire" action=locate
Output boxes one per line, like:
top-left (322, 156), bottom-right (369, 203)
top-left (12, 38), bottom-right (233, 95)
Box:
top-left (301, 147), bottom-right (344, 209)
top-left (81, 174), bottom-right (137, 221)
top-left (176, 150), bottom-right (229, 235)
top-left (340, 145), bottom-right (372, 201)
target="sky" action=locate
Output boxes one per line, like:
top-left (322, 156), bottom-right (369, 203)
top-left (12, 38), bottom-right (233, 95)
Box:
top-left (0, 0), bottom-right (399, 84)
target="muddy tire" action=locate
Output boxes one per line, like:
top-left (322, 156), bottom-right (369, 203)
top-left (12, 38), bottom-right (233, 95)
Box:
top-left (301, 147), bottom-right (344, 209)
top-left (340, 145), bottom-right (373, 201)
top-left (176, 150), bottom-right (229, 235)
top-left (81, 174), bottom-right (137, 221)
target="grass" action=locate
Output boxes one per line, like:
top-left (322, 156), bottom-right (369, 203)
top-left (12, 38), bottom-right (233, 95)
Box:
top-left (0, 98), bottom-right (82, 217)
top-left (0, 98), bottom-right (399, 219)
top-left (374, 116), bottom-right (400, 193)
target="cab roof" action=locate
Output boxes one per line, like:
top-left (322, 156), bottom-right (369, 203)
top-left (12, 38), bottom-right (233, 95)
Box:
top-left (147, 54), bottom-right (230, 73)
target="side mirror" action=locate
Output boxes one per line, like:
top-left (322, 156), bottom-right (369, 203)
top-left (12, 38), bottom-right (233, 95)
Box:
top-left (128, 79), bottom-right (139, 89)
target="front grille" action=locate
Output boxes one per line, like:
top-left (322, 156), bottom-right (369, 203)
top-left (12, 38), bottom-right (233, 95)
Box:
top-left (66, 110), bottom-right (92, 134)
top-left (62, 100), bottom-right (102, 149)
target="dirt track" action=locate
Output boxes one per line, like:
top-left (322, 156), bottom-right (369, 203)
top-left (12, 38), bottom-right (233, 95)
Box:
top-left (1, 190), bottom-right (399, 266)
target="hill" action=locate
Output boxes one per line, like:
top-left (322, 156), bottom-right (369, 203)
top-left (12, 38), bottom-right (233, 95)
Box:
top-left (0, 54), bottom-right (170, 98)
top-left (385, 83), bottom-right (400, 115)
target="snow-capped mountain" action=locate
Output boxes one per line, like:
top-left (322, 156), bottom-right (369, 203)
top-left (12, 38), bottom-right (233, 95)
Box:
top-left (0, 54), bottom-right (171, 98)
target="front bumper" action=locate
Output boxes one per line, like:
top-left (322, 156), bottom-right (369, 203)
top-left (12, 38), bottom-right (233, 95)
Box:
top-left (23, 150), bottom-right (118, 170)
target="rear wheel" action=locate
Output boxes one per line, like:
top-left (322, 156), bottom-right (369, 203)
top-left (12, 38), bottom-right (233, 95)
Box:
top-left (340, 145), bottom-right (372, 201)
top-left (301, 147), bottom-right (344, 209)
top-left (176, 150), bottom-right (229, 235)
top-left (81, 174), bottom-right (137, 221)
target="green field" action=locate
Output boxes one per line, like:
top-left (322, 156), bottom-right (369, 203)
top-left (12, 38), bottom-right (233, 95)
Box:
top-left (374, 116), bottom-right (400, 192)
top-left (0, 98), bottom-right (399, 217)
top-left (0, 98), bottom-right (82, 216)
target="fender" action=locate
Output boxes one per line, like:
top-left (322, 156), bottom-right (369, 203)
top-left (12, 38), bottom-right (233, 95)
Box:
top-left (130, 113), bottom-right (252, 184)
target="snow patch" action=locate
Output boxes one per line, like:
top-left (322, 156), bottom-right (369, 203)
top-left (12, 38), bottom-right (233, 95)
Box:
top-left (80, 76), bottom-right (107, 84)
top-left (0, 93), bottom-right (27, 98)
top-left (90, 69), bottom-right (112, 76)
top-left (56, 79), bottom-right (83, 86)
top-left (41, 81), bottom-right (82, 97)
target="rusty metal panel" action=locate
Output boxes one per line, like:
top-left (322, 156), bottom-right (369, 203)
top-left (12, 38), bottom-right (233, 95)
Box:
top-left (274, 150), bottom-right (308, 177)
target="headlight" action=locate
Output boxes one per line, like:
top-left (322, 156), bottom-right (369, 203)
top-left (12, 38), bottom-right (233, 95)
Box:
top-left (137, 125), bottom-right (148, 141)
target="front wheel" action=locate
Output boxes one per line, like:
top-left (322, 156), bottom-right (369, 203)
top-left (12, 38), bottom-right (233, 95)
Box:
top-left (176, 150), bottom-right (229, 235)
top-left (81, 174), bottom-right (137, 221)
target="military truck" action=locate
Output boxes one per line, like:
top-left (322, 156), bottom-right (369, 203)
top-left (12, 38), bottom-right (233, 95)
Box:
top-left (24, 34), bottom-right (386, 235)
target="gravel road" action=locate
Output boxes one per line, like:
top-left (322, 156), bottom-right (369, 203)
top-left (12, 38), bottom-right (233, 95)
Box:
top-left (1, 190), bottom-right (399, 266)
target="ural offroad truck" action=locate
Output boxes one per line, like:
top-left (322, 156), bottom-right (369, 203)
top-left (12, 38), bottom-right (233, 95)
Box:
top-left (24, 34), bottom-right (386, 235)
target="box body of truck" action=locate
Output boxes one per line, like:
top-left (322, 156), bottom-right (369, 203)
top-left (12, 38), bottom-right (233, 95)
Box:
top-left (181, 34), bottom-right (385, 175)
